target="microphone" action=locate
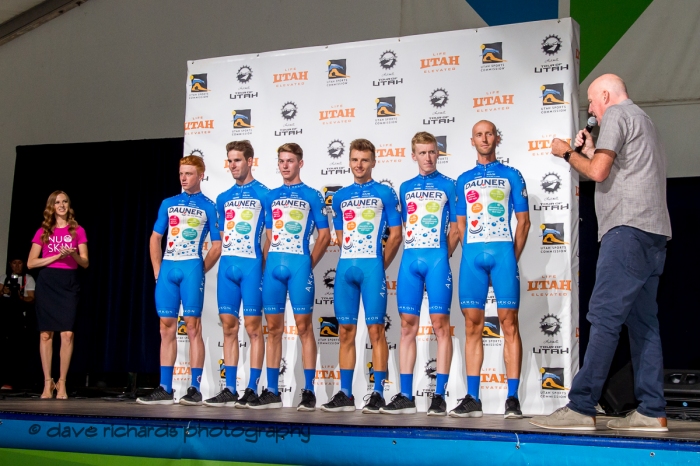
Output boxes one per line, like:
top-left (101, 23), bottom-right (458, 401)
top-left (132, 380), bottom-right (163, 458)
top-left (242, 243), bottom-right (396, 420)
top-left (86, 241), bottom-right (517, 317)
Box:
top-left (575, 116), bottom-right (598, 153)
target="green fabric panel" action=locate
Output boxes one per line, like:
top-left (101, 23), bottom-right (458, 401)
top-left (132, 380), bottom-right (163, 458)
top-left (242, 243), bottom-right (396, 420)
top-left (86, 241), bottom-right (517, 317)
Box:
top-left (571, 0), bottom-right (653, 82)
top-left (0, 448), bottom-right (284, 466)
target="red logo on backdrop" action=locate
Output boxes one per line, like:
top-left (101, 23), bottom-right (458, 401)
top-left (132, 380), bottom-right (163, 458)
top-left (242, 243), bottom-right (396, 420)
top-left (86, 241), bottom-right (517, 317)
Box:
top-left (169, 216), bottom-right (179, 226)
top-left (272, 209), bottom-right (283, 220)
top-left (343, 210), bottom-right (355, 221)
top-left (226, 210), bottom-right (235, 220)
top-left (467, 190), bottom-right (479, 203)
top-left (407, 202), bottom-right (417, 215)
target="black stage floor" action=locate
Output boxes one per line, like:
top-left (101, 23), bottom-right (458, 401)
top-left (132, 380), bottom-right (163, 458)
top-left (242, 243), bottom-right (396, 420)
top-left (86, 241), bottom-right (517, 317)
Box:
top-left (1, 398), bottom-right (699, 443)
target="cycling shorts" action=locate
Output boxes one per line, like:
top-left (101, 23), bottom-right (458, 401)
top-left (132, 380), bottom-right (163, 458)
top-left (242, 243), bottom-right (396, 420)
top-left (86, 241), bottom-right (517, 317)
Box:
top-left (334, 258), bottom-right (387, 325)
top-left (262, 253), bottom-right (314, 315)
top-left (459, 242), bottom-right (519, 310)
top-left (155, 259), bottom-right (205, 318)
top-left (217, 256), bottom-right (263, 317)
top-left (397, 249), bottom-right (452, 315)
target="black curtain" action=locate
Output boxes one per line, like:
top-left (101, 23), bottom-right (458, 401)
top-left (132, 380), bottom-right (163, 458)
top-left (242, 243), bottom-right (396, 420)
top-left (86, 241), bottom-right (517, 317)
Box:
top-left (578, 177), bottom-right (700, 372)
top-left (7, 138), bottom-right (183, 384)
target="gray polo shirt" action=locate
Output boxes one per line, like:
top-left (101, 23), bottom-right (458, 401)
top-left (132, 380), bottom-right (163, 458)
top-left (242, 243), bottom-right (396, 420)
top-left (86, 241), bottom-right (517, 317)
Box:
top-left (593, 99), bottom-right (672, 241)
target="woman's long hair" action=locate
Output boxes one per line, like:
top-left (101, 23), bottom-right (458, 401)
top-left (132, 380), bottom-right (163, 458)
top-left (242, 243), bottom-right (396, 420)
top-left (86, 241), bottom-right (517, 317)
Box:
top-left (40, 191), bottom-right (78, 244)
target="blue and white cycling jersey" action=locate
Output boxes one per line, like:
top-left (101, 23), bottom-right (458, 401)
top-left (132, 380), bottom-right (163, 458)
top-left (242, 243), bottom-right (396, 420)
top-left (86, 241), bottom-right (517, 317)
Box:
top-left (216, 180), bottom-right (269, 259)
top-left (264, 182), bottom-right (329, 255)
top-left (399, 171), bottom-right (457, 250)
top-left (456, 160), bottom-right (528, 244)
top-left (154, 192), bottom-right (220, 260)
top-left (331, 180), bottom-right (402, 259)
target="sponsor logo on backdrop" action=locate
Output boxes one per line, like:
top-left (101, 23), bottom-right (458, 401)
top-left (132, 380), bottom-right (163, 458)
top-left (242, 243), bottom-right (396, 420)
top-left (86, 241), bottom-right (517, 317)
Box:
top-left (273, 68), bottom-right (308, 87)
top-left (189, 73), bottom-right (210, 99)
top-left (480, 42), bottom-right (506, 71)
top-left (271, 357), bottom-right (291, 393)
top-left (430, 88), bottom-right (449, 108)
top-left (321, 140), bottom-right (350, 176)
top-left (237, 65), bottom-right (253, 84)
top-left (188, 149), bottom-right (204, 158)
top-left (533, 313), bottom-right (570, 355)
top-left (541, 172), bottom-right (562, 194)
top-left (319, 104), bottom-right (355, 125)
top-left (420, 52), bottom-right (460, 73)
top-left (483, 316), bottom-right (503, 347)
top-left (528, 136), bottom-right (572, 156)
top-left (415, 358), bottom-right (451, 398)
top-left (375, 96), bottom-right (399, 125)
top-left (230, 65), bottom-right (258, 99)
top-left (528, 275), bottom-right (572, 297)
top-left (541, 83), bottom-right (569, 114)
top-left (540, 223), bottom-right (568, 253)
top-left (473, 91), bottom-right (514, 113)
top-left (327, 59), bottom-right (349, 87)
top-left (374, 50), bottom-right (403, 86)
top-left (315, 268), bottom-right (335, 307)
top-left (424, 88), bottom-right (455, 125)
top-left (542, 35), bottom-right (563, 55)
top-left (375, 143), bottom-right (406, 164)
top-left (318, 316), bottom-right (339, 338)
top-left (534, 172), bottom-right (569, 212)
top-left (540, 367), bottom-right (568, 398)
top-left (274, 101), bottom-right (303, 137)
top-left (380, 50), bottom-right (398, 70)
top-left (218, 359), bottom-right (226, 379)
top-left (314, 365), bottom-right (340, 386)
top-left (536, 35), bottom-right (569, 73)
top-left (184, 116), bottom-right (214, 135)
top-left (231, 109), bottom-right (253, 135)
top-left (481, 368), bottom-right (507, 391)
top-left (435, 135), bottom-right (450, 164)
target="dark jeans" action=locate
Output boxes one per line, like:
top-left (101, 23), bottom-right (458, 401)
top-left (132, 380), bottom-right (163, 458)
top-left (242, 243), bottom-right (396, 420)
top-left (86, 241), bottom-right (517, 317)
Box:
top-left (568, 226), bottom-right (667, 418)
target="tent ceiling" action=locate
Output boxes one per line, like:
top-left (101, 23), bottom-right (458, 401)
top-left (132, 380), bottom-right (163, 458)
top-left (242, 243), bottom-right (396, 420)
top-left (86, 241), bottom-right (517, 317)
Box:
top-left (0, 0), bottom-right (45, 25)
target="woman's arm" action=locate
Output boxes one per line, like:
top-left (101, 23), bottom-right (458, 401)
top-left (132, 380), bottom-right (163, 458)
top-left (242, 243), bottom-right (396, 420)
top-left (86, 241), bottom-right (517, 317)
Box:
top-left (27, 243), bottom-right (62, 269)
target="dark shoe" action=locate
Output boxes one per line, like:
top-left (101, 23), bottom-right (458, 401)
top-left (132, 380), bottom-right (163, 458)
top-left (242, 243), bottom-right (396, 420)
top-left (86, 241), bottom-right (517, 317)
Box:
top-left (427, 394), bottom-right (447, 416)
top-left (136, 386), bottom-right (174, 405)
top-left (297, 389), bottom-right (316, 412)
top-left (235, 387), bottom-right (258, 409)
top-left (321, 391), bottom-right (356, 412)
top-left (449, 394), bottom-right (483, 418)
top-left (203, 387), bottom-right (239, 407)
top-left (362, 391), bottom-right (385, 414)
top-left (179, 386), bottom-right (203, 406)
top-left (504, 396), bottom-right (523, 419)
top-left (247, 388), bottom-right (282, 410)
top-left (379, 393), bottom-right (416, 415)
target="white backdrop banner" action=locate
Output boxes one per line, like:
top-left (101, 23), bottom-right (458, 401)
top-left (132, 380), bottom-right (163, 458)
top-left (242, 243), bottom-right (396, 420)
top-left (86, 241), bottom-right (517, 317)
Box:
top-left (179, 18), bottom-right (581, 415)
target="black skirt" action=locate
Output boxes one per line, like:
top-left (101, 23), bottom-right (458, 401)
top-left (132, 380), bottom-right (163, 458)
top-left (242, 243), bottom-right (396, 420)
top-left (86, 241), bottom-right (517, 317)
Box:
top-left (35, 268), bottom-right (80, 332)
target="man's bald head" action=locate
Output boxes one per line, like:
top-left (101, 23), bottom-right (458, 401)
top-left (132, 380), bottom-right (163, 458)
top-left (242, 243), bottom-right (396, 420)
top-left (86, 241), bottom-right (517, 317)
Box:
top-left (589, 74), bottom-right (628, 101)
top-left (587, 74), bottom-right (630, 123)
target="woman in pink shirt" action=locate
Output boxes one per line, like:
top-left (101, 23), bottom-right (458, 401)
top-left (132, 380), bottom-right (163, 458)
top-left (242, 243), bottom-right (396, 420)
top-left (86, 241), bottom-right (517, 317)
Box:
top-left (28, 191), bottom-right (89, 399)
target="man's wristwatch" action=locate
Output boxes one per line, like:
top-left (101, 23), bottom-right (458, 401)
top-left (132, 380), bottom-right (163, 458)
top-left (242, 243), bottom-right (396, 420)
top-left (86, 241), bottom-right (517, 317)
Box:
top-left (563, 150), bottom-right (573, 163)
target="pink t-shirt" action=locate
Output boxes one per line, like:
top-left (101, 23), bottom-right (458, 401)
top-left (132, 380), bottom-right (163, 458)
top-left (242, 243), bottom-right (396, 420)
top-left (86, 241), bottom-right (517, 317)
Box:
top-left (32, 225), bottom-right (88, 270)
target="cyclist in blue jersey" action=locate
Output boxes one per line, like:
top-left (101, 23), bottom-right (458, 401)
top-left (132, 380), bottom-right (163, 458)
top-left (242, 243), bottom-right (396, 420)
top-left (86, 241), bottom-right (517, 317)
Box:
top-left (254, 143), bottom-right (330, 411)
top-left (321, 139), bottom-right (403, 414)
top-left (380, 132), bottom-right (459, 416)
top-left (204, 141), bottom-right (269, 408)
top-left (137, 155), bottom-right (222, 406)
top-left (450, 120), bottom-right (531, 419)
